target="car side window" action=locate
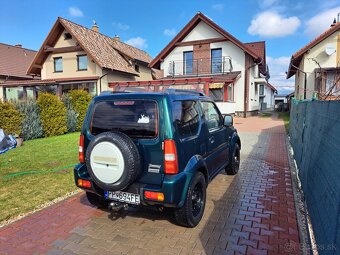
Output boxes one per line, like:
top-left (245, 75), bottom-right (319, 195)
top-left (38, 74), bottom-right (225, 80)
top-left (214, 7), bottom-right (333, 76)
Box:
top-left (172, 100), bottom-right (200, 138)
top-left (200, 101), bottom-right (222, 130)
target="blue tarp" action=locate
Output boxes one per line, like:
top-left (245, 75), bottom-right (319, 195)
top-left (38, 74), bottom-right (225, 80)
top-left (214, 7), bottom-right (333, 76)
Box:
top-left (0, 129), bottom-right (17, 154)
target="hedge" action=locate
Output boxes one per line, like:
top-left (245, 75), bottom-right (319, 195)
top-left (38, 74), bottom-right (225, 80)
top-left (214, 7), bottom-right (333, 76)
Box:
top-left (68, 90), bottom-right (92, 131)
top-left (0, 101), bottom-right (22, 136)
top-left (37, 93), bottom-right (67, 137)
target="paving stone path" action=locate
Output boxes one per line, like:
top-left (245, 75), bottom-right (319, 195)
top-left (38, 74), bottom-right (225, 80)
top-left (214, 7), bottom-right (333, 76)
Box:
top-left (0, 115), bottom-right (301, 255)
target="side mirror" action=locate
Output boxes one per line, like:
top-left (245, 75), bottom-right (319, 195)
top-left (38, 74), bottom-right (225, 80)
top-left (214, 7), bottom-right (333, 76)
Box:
top-left (223, 115), bottom-right (233, 127)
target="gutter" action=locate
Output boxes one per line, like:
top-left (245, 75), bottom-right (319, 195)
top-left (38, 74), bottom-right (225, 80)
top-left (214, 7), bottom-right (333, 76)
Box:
top-left (99, 72), bottom-right (108, 95)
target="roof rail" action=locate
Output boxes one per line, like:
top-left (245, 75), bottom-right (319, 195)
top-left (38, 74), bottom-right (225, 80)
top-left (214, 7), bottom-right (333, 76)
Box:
top-left (99, 90), bottom-right (130, 96)
top-left (166, 88), bottom-right (205, 96)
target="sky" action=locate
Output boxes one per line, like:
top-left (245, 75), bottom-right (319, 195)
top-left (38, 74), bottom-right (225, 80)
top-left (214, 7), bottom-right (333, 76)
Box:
top-left (1, 0), bottom-right (340, 95)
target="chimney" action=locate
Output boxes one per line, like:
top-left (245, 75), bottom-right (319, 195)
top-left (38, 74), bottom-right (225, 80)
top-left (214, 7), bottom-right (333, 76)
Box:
top-left (92, 20), bottom-right (99, 32)
top-left (331, 18), bottom-right (336, 27)
top-left (113, 35), bottom-right (120, 41)
top-left (15, 44), bottom-right (22, 48)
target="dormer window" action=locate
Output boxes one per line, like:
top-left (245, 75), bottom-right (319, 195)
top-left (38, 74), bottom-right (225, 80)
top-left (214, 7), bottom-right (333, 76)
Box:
top-left (135, 64), bottom-right (140, 72)
top-left (64, 33), bottom-right (72, 40)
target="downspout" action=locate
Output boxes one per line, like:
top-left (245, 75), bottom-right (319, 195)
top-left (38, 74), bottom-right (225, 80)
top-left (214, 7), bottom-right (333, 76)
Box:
top-left (291, 63), bottom-right (307, 99)
top-left (99, 72), bottom-right (108, 95)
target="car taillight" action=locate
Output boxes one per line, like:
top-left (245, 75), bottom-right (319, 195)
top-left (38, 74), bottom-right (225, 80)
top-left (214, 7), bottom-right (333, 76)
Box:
top-left (79, 135), bottom-right (85, 163)
top-left (164, 139), bottom-right (178, 174)
top-left (77, 179), bottom-right (91, 188)
top-left (144, 191), bottom-right (164, 201)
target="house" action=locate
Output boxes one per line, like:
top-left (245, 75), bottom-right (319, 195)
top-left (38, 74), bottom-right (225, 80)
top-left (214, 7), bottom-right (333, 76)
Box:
top-left (259, 83), bottom-right (277, 110)
top-left (287, 19), bottom-right (340, 100)
top-left (0, 43), bottom-right (37, 101)
top-left (109, 12), bottom-right (270, 116)
top-left (0, 18), bottom-right (158, 101)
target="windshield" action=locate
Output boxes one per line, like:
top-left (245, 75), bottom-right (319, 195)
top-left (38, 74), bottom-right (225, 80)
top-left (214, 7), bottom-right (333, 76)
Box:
top-left (91, 100), bottom-right (158, 138)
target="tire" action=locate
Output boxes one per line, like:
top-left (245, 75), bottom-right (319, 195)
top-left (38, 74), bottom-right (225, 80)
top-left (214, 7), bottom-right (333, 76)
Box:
top-left (86, 131), bottom-right (141, 191)
top-left (86, 192), bottom-right (108, 208)
top-left (226, 143), bottom-right (240, 175)
top-left (174, 172), bottom-right (206, 227)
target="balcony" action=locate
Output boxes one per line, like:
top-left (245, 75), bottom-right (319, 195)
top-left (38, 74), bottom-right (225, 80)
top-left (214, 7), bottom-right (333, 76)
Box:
top-left (165, 57), bottom-right (233, 77)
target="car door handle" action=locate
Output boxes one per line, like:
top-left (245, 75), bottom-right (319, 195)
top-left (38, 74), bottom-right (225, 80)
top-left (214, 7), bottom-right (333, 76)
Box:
top-left (209, 136), bottom-right (215, 143)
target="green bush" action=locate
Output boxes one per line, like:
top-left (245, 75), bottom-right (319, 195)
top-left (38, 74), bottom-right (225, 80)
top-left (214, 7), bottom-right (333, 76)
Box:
top-left (37, 93), bottom-right (67, 137)
top-left (68, 90), bottom-right (92, 131)
top-left (15, 100), bottom-right (43, 140)
top-left (0, 101), bottom-right (22, 136)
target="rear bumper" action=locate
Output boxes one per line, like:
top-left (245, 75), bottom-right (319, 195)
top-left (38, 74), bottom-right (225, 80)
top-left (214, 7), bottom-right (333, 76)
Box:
top-left (74, 164), bottom-right (193, 208)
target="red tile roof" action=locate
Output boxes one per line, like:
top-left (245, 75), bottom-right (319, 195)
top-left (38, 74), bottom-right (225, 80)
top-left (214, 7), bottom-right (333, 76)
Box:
top-left (0, 43), bottom-right (37, 79)
top-left (244, 41), bottom-right (267, 75)
top-left (27, 17), bottom-right (153, 76)
top-left (287, 22), bottom-right (340, 78)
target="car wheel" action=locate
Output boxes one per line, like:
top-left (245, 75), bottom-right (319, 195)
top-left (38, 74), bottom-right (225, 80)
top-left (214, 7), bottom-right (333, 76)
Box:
top-left (86, 192), bottom-right (108, 208)
top-left (226, 143), bottom-right (240, 175)
top-left (174, 172), bottom-right (206, 227)
top-left (86, 131), bottom-right (141, 191)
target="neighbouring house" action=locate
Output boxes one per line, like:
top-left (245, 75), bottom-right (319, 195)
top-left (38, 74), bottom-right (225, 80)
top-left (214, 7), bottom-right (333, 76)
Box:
top-left (287, 19), bottom-right (340, 100)
top-left (109, 12), bottom-right (270, 116)
top-left (0, 18), bottom-right (158, 101)
top-left (0, 43), bottom-right (38, 101)
top-left (259, 83), bottom-right (277, 110)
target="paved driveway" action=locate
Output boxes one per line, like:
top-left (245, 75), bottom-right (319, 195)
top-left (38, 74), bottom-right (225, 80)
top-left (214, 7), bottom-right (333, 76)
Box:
top-left (0, 116), bottom-right (300, 255)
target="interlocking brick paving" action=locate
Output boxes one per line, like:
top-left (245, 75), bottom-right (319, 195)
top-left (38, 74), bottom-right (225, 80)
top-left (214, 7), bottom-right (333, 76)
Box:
top-left (0, 115), bottom-right (301, 255)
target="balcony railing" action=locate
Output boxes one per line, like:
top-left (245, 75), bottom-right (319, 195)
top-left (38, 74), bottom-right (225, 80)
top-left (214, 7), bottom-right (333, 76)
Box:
top-left (166, 56), bottom-right (233, 77)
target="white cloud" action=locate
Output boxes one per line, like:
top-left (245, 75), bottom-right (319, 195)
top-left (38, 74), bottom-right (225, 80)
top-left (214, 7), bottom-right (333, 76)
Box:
top-left (163, 28), bottom-right (176, 37)
top-left (112, 22), bottom-right (130, 31)
top-left (267, 56), bottom-right (294, 95)
top-left (125, 37), bottom-right (148, 49)
top-left (68, 7), bottom-right (84, 18)
top-left (212, 4), bottom-right (224, 11)
top-left (248, 11), bottom-right (300, 37)
top-left (304, 6), bottom-right (340, 37)
top-left (259, 0), bottom-right (279, 8)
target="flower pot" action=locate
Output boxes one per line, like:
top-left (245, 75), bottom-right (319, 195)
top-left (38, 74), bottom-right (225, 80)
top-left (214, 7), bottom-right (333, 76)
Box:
top-left (16, 138), bottom-right (23, 147)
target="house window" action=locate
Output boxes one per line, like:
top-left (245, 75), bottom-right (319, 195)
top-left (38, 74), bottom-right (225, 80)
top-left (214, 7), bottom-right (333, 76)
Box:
top-left (77, 55), bottom-right (87, 71)
top-left (259, 84), bottom-right (264, 95)
top-left (211, 48), bottom-right (222, 74)
top-left (183, 51), bottom-right (193, 75)
top-left (209, 89), bottom-right (224, 102)
top-left (54, 57), bottom-right (63, 72)
top-left (135, 64), bottom-right (140, 73)
top-left (64, 33), bottom-right (72, 40)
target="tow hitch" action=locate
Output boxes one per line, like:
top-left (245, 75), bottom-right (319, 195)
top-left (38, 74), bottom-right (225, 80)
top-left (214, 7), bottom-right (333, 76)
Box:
top-left (108, 201), bottom-right (129, 212)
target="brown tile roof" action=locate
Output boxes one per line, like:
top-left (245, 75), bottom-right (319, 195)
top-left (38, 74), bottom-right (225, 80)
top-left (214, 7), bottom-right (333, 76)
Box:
top-left (151, 68), bottom-right (163, 80)
top-left (149, 12), bottom-right (261, 69)
top-left (287, 22), bottom-right (340, 78)
top-left (0, 43), bottom-right (37, 78)
top-left (28, 17), bottom-right (153, 76)
top-left (244, 41), bottom-right (267, 75)
top-left (0, 76), bottom-right (99, 87)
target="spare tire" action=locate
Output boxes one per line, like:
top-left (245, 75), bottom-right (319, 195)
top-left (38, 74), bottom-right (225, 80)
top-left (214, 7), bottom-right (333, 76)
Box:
top-left (86, 131), bottom-right (141, 191)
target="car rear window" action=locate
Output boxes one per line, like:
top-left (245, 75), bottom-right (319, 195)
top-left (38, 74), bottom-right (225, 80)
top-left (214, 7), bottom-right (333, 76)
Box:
top-left (91, 100), bottom-right (158, 138)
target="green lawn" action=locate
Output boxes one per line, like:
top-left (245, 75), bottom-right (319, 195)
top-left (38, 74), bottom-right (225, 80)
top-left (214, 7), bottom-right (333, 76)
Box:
top-left (278, 112), bottom-right (290, 133)
top-left (0, 132), bottom-right (80, 223)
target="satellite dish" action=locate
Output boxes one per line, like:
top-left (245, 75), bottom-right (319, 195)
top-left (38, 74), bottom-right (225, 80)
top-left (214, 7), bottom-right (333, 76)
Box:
top-left (325, 44), bottom-right (336, 56)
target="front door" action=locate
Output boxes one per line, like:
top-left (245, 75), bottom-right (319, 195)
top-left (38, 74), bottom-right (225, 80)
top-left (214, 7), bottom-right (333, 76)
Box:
top-left (200, 101), bottom-right (228, 177)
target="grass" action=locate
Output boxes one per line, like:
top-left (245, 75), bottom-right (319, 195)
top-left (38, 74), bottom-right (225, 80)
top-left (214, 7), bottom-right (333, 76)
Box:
top-left (278, 112), bottom-right (290, 133)
top-left (0, 132), bottom-right (80, 223)
top-left (259, 112), bottom-right (272, 118)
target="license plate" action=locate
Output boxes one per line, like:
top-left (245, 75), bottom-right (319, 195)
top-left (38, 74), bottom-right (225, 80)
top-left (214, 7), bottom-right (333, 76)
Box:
top-left (105, 191), bottom-right (140, 205)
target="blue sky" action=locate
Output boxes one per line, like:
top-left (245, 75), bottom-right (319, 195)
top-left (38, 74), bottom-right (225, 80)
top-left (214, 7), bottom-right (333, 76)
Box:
top-left (1, 0), bottom-right (340, 95)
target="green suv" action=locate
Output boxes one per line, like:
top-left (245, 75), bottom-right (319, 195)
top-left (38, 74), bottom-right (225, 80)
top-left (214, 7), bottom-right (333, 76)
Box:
top-left (74, 89), bottom-right (241, 227)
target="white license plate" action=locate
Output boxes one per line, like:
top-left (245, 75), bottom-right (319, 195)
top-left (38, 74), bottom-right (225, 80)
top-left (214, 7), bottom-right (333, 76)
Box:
top-left (105, 191), bottom-right (140, 205)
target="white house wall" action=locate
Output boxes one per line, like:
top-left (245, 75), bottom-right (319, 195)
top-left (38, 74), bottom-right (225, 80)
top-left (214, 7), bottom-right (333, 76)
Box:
top-left (182, 21), bottom-right (223, 42)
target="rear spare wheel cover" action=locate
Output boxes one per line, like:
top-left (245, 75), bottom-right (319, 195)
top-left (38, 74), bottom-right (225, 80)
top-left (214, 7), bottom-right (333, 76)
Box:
top-left (89, 141), bottom-right (125, 184)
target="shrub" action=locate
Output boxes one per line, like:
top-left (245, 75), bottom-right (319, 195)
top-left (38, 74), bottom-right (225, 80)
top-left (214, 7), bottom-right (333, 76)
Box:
top-left (62, 94), bottom-right (78, 133)
top-left (15, 100), bottom-right (43, 140)
top-left (68, 90), bottom-right (92, 131)
top-left (0, 101), bottom-right (22, 136)
top-left (37, 93), bottom-right (67, 137)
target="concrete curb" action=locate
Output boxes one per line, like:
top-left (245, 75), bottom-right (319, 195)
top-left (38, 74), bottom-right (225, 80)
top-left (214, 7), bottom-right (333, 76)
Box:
top-left (286, 135), bottom-right (311, 255)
